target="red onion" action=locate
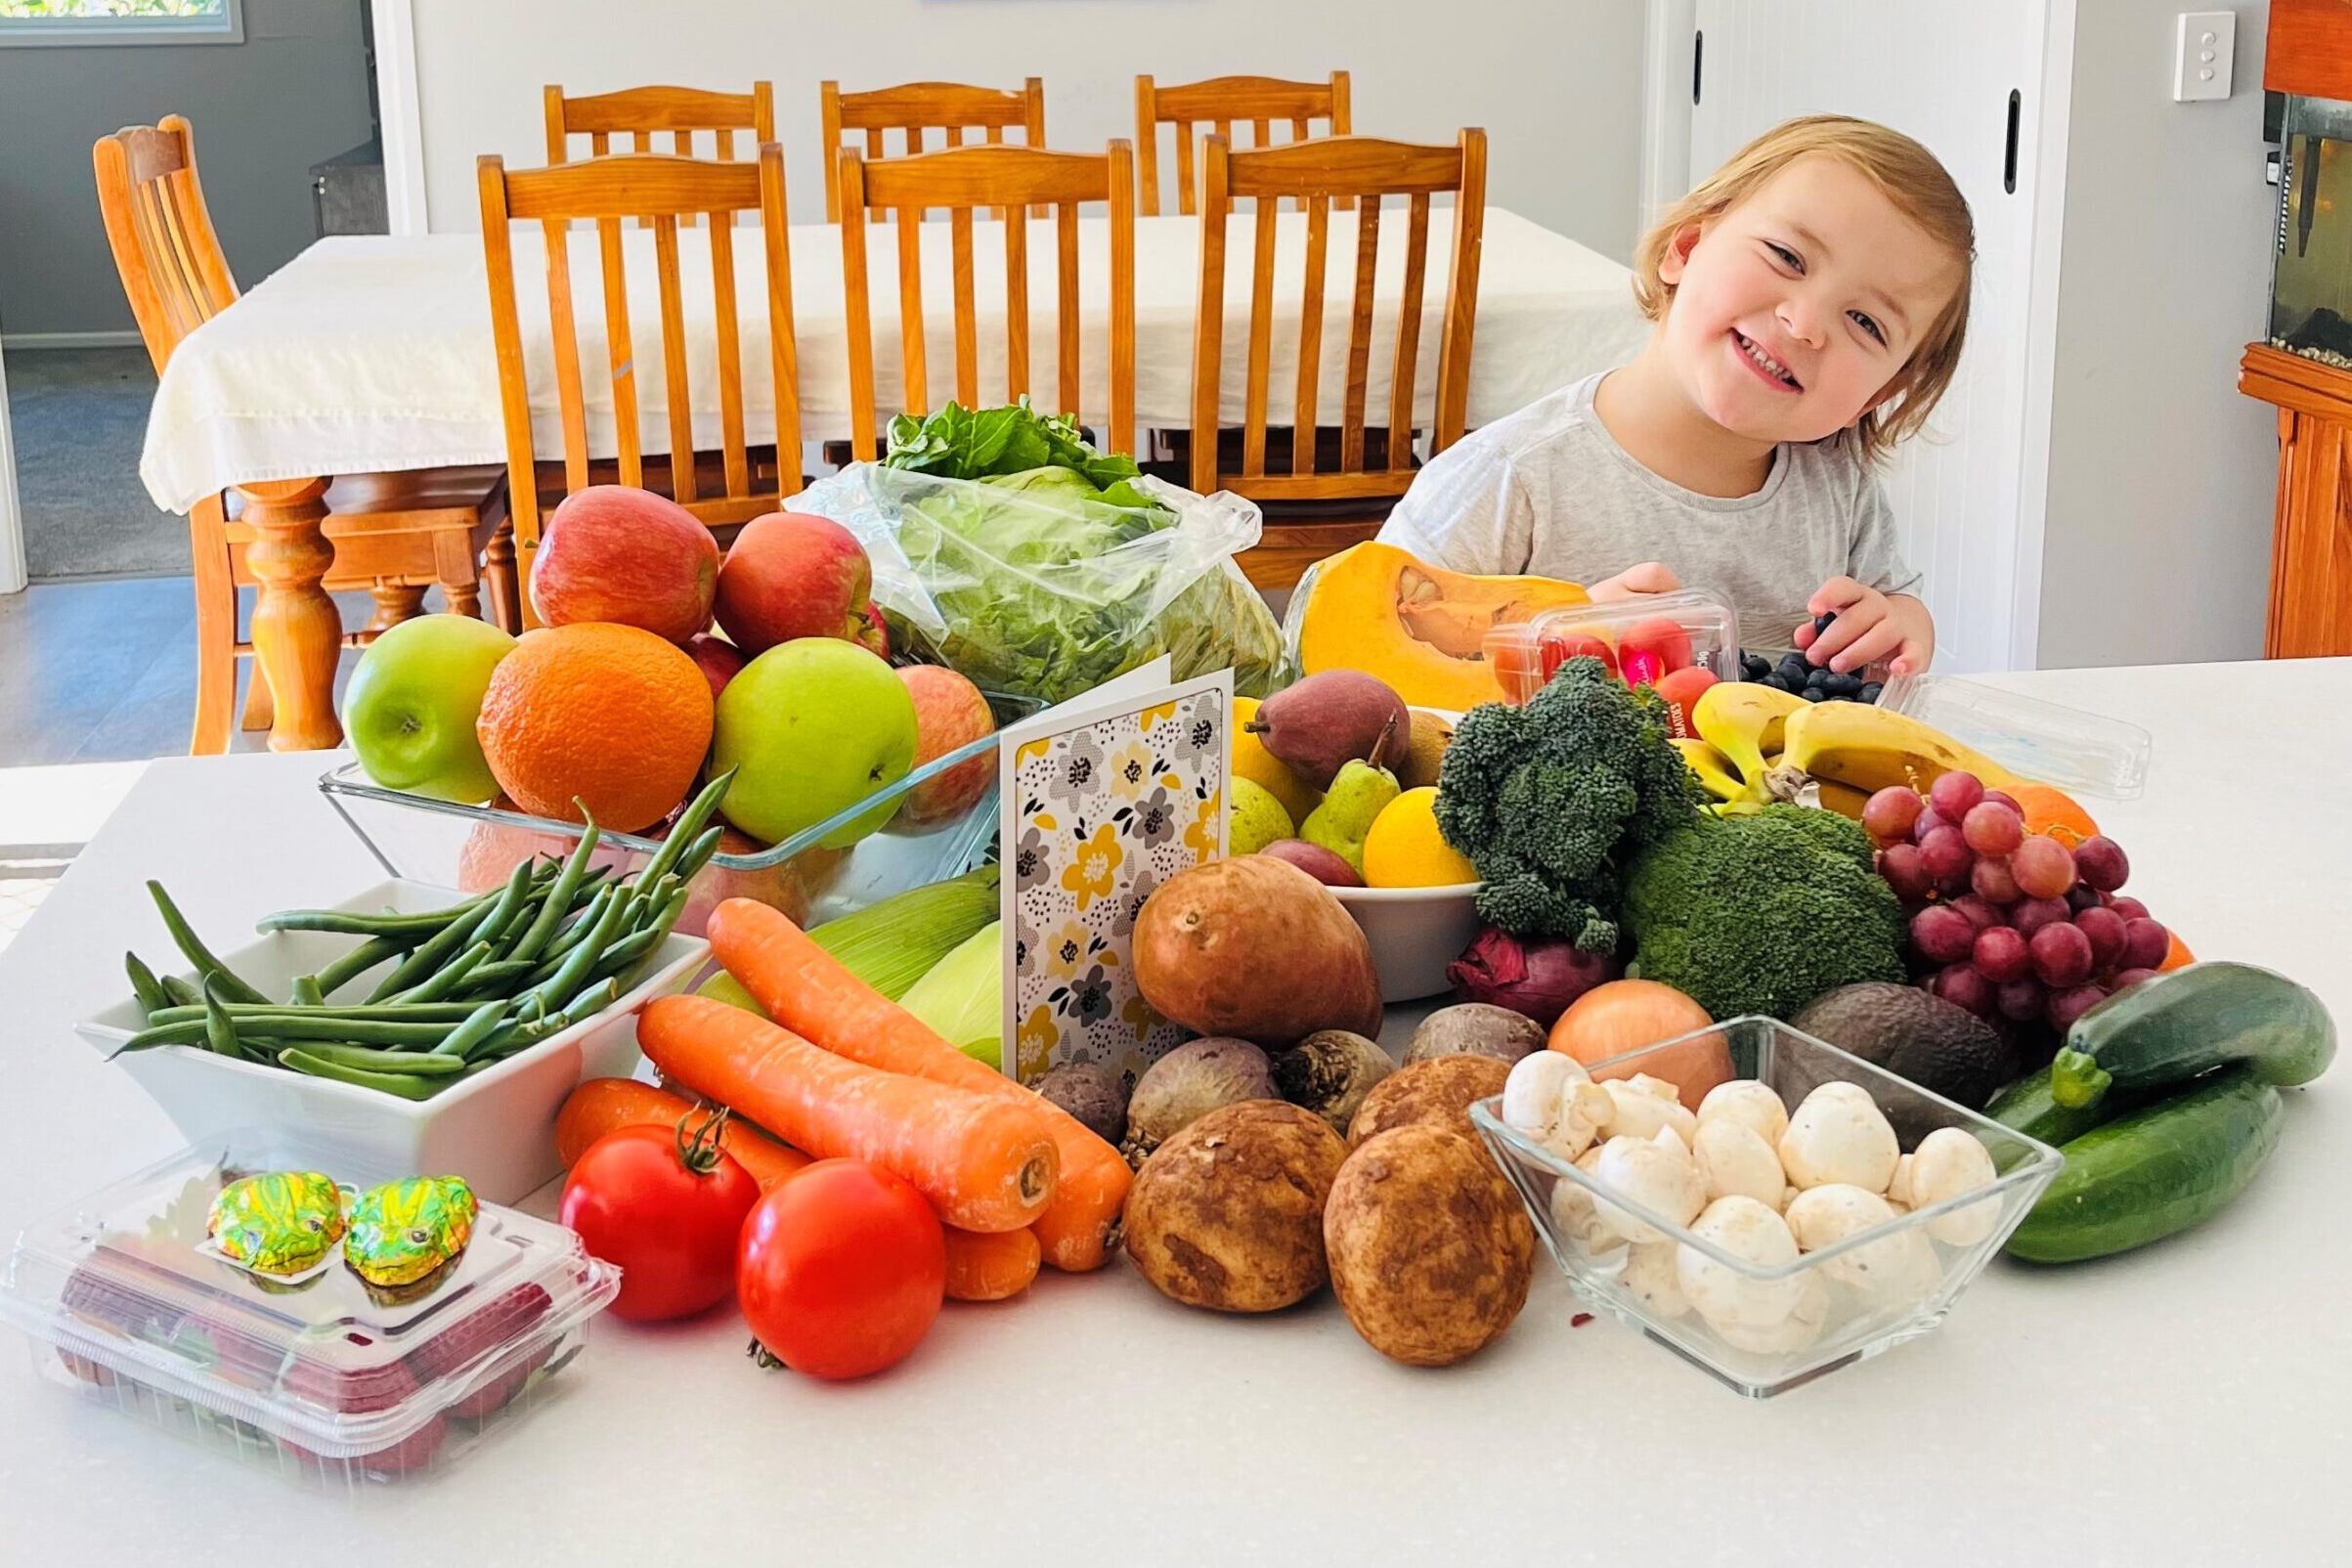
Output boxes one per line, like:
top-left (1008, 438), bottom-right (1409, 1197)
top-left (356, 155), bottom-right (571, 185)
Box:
top-left (1444, 927), bottom-right (1622, 1028)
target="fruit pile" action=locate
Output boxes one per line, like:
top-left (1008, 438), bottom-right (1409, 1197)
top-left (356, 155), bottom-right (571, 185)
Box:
top-left (1863, 770), bottom-right (2176, 1041)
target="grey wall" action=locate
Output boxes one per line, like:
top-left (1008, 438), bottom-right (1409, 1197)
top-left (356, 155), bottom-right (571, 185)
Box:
top-left (0, 0), bottom-right (373, 340)
top-left (2036, 0), bottom-right (2280, 667)
top-left (407, 0), bottom-right (1649, 260)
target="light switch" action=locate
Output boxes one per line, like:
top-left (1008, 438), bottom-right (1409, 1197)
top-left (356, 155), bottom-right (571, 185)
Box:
top-left (2173, 10), bottom-right (2236, 102)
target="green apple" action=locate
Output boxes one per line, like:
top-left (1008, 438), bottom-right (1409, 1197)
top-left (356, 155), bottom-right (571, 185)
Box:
top-left (713, 637), bottom-right (919, 849)
top-left (344, 614), bottom-right (516, 803)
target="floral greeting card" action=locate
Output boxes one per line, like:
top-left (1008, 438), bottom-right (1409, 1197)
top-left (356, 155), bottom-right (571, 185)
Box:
top-left (999, 664), bottom-right (1232, 1089)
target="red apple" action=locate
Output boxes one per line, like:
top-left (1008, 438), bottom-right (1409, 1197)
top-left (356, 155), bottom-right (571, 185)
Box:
top-left (714, 512), bottom-right (873, 657)
top-left (897, 666), bottom-right (997, 825)
top-left (685, 632), bottom-right (746, 702)
top-left (855, 600), bottom-right (891, 660)
top-left (1258, 838), bottom-right (1364, 888)
top-left (529, 485), bottom-right (719, 643)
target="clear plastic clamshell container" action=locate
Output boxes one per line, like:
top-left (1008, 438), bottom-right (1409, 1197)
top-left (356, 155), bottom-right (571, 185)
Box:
top-left (1480, 588), bottom-right (1741, 705)
top-left (1880, 673), bottom-right (2152, 801)
top-left (0, 1132), bottom-right (619, 1492)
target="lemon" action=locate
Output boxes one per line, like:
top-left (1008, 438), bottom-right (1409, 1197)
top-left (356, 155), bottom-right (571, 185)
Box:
top-left (1232, 696), bottom-right (1323, 824)
top-left (1229, 776), bottom-right (1296, 856)
top-left (1360, 787), bottom-right (1479, 889)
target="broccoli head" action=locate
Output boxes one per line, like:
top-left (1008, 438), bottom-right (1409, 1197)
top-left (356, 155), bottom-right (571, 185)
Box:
top-left (1623, 804), bottom-right (1905, 1021)
top-left (1433, 656), bottom-right (1700, 951)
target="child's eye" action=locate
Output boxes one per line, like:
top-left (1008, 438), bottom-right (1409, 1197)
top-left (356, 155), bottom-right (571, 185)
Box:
top-left (1850, 311), bottom-right (1888, 346)
top-left (1764, 241), bottom-right (1803, 273)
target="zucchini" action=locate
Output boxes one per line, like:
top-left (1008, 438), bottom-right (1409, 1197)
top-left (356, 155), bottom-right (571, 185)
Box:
top-left (1986, 1064), bottom-right (2145, 1149)
top-left (2050, 962), bottom-right (2335, 1111)
top-left (2005, 1067), bottom-right (2284, 1264)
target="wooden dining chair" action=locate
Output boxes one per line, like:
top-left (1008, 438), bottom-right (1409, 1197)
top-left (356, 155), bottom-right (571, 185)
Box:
top-left (1135, 71), bottom-right (1351, 216)
top-left (836, 142), bottom-right (1134, 461)
top-left (820, 78), bottom-right (1047, 222)
top-left (94, 115), bottom-right (505, 756)
top-left (544, 82), bottom-right (774, 227)
top-left (476, 147), bottom-right (801, 619)
top-left (1189, 130), bottom-right (1487, 589)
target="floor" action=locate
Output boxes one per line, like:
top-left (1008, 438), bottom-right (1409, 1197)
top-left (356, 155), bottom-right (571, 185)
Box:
top-left (4, 346), bottom-right (183, 580)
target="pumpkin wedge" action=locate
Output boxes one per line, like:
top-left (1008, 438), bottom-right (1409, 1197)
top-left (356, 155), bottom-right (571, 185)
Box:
top-left (1292, 543), bottom-right (1590, 713)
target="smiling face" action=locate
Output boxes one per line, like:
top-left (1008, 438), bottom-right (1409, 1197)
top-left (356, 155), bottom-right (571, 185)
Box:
top-left (1655, 154), bottom-right (1964, 448)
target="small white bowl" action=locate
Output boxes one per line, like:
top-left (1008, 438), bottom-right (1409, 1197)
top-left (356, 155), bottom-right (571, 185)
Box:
top-left (1329, 881), bottom-right (1483, 1004)
top-left (77, 878), bottom-right (708, 1204)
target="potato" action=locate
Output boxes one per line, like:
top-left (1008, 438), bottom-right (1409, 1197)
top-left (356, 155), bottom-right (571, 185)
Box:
top-left (1405, 1004), bottom-right (1547, 1067)
top-left (1133, 858), bottom-right (1383, 1047)
top-left (1122, 1100), bottom-right (1351, 1312)
top-left (1348, 1054), bottom-right (1511, 1147)
top-left (1325, 1125), bottom-right (1536, 1367)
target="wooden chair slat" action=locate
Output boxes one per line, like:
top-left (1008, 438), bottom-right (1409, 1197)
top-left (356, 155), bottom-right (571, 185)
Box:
top-left (1057, 199), bottom-right (1081, 425)
top-left (1173, 120), bottom-right (1198, 216)
top-left (1004, 210), bottom-right (1030, 401)
top-left (896, 200), bottom-right (929, 416)
top-left (544, 219), bottom-right (592, 496)
top-left (1435, 128), bottom-right (1488, 454)
top-left (1341, 196), bottom-right (1380, 470)
top-left (1292, 193), bottom-right (1329, 476)
top-left (950, 204), bottom-right (980, 409)
top-left (596, 215), bottom-right (643, 487)
top-left (1190, 138), bottom-right (1231, 497)
top-left (758, 144), bottom-right (802, 465)
top-left (839, 151), bottom-right (881, 459)
top-left (1241, 189), bottom-right (1278, 477)
top-left (651, 215), bottom-right (697, 502)
top-left (1135, 76), bottom-right (1162, 218)
top-left (1107, 140), bottom-right (1136, 457)
top-left (709, 203), bottom-right (749, 496)
top-left (1388, 192), bottom-right (1431, 472)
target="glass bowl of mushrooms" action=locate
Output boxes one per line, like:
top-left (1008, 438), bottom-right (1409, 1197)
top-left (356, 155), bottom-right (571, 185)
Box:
top-left (1469, 1016), bottom-right (2064, 1398)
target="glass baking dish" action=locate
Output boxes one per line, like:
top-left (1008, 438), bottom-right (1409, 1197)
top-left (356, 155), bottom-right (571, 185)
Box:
top-left (1471, 1017), bottom-right (2062, 1399)
top-left (320, 691), bottom-right (1040, 930)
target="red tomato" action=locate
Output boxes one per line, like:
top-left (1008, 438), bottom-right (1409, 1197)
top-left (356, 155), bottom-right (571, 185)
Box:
top-left (559, 1117), bottom-right (761, 1322)
top-left (1622, 616), bottom-right (1695, 674)
top-left (1539, 632), bottom-right (1618, 683)
top-left (737, 1160), bottom-right (945, 1381)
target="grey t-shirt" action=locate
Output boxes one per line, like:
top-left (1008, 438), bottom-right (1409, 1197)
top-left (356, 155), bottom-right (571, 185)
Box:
top-left (1377, 373), bottom-right (1920, 648)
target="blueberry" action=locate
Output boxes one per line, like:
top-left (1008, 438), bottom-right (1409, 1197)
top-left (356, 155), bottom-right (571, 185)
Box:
top-left (1776, 655), bottom-right (1810, 680)
top-left (1826, 673), bottom-right (1865, 697)
top-left (1812, 611), bottom-right (1839, 638)
top-left (1858, 681), bottom-right (1884, 705)
top-left (1801, 686), bottom-right (1828, 702)
top-left (1806, 666), bottom-right (1832, 689)
top-left (1759, 675), bottom-right (1788, 692)
top-left (1742, 652), bottom-right (1772, 678)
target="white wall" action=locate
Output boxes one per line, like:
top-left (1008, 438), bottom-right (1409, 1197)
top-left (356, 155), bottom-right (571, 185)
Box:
top-left (405, 0), bottom-right (1648, 259)
top-left (2035, 0), bottom-right (2279, 667)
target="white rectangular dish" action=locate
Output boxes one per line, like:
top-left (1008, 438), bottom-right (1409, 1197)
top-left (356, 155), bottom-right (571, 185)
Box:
top-left (77, 878), bottom-right (707, 1203)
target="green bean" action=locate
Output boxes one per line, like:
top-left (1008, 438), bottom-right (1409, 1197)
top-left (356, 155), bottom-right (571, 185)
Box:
top-left (254, 896), bottom-right (490, 937)
top-left (518, 883), bottom-right (632, 1010)
top-left (292, 1042), bottom-right (468, 1076)
top-left (537, 885), bottom-right (618, 965)
top-left (470, 857), bottom-right (540, 958)
top-left (288, 975), bottom-right (326, 1008)
top-left (637, 769), bottom-right (735, 888)
top-left (511, 815), bottom-right (605, 964)
top-left (125, 952), bottom-right (171, 1019)
top-left (588, 887), bottom-right (690, 987)
top-left (147, 883), bottom-right (269, 1004)
top-left (396, 939), bottom-right (495, 1004)
top-left (368, 892), bottom-right (495, 1001)
top-left (157, 971), bottom-right (203, 1007)
top-left (310, 935), bottom-right (410, 999)
top-left (674, 825), bottom-right (725, 885)
top-left (459, 1057), bottom-right (505, 1077)
top-left (200, 979), bottom-right (241, 1058)
top-left (452, 959), bottom-right (536, 995)
top-left (555, 976), bottom-right (621, 1024)
top-left (463, 1007), bottom-right (565, 1062)
top-left (142, 1000), bottom-right (487, 1025)
top-left (429, 997), bottom-right (510, 1059)
top-left (116, 1015), bottom-right (457, 1053)
top-left (276, 1048), bottom-right (443, 1100)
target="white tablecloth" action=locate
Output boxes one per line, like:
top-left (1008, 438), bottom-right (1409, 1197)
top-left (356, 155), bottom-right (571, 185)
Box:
top-left (139, 208), bottom-right (1648, 512)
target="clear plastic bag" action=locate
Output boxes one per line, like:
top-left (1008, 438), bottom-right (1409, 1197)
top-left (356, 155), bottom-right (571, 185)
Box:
top-left (791, 463), bottom-right (1283, 705)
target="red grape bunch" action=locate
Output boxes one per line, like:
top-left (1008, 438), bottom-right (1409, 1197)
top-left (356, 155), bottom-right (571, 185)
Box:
top-left (1863, 771), bottom-right (2169, 1034)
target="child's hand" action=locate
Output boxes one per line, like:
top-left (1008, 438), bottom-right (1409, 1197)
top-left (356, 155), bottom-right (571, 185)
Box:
top-left (1587, 562), bottom-right (1682, 603)
top-left (1797, 578), bottom-right (1936, 675)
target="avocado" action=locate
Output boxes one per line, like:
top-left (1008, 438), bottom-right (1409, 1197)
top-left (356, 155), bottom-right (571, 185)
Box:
top-left (1789, 982), bottom-right (2015, 1142)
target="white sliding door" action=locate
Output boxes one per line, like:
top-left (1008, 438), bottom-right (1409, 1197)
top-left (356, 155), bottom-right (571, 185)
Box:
top-left (0, 339), bottom-right (23, 595)
top-left (1690, 0), bottom-right (2051, 672)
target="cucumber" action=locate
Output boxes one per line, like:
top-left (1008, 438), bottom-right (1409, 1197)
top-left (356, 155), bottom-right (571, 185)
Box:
top-left (1986, 1064), bottom-right (2143, 1149)
top-left (2049, 962), bottom-right (2335, 1111)
top-left (2005, 1067), bottom-right (2285, 1264)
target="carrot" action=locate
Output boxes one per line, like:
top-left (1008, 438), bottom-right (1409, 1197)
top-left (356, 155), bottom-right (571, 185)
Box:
top-left (554, 1077), bottom-right (812, 1192)
top-left (943, 1226), bottom-right (1041, 1302)
top-left (707, 897), bottom-right (1133, 1272)
top-left (638, 993), bottom-right (1057, 1234)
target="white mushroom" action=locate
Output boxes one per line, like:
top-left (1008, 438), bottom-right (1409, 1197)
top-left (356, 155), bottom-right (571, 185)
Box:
top-left (1620, 1240), bottom-right (1688, 1318)
top-left (1502, 1052), bottom-right (1615, 1161)
top-left (1780, 1185), bottom-right (1803, 1213)
top-left (1600, 1075), bottom-right (1698, 1149)
top-left (1548, 1145), bottom-right (1618, 1253)
top-left (1714, 1273), bottom-right (1829, 1355)
top-left (1697, 1078), bottom-right (1791, 1146)
top-left (1909, 1127), bottom-right (2003, 1246)
top-left (1589, 1128), bottom-right (1705, 1244)
top-left (1887, 1154), bottom-right (1916, 1207)
top-left (1692, 1117), bottom-right (1787, 1208)
top-left (1676, 1196), bottom-right (1808, 1340)
top-left (1777, 1082), bottom-right (1899, 1193)
top-left (1784, 1184), bottom-right (1938, 1312)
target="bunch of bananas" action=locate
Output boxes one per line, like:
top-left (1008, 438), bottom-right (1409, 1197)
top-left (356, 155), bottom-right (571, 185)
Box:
top-left (1674, 684), bottom-right (2025, 819)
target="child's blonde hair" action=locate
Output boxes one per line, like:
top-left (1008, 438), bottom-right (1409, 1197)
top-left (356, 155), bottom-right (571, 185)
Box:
top-left (1632, 114), bottom-right (1974, 461)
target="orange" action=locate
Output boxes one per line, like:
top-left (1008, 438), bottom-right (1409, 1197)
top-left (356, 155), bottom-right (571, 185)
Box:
top-left (477, 623), bottom-right (714, 832)
top-left (2008, 783), bottom-right (2099, 846)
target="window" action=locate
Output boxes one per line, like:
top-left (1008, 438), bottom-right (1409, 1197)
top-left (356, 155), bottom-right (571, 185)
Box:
top-left (0, 0), bottom-right (243, 46)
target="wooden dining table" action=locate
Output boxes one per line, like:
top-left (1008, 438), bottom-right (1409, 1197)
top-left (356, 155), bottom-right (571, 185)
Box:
top-left (140, 206), bottom-right (1651, 751)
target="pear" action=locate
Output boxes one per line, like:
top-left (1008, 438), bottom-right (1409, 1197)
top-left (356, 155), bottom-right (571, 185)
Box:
top-left (1228, 777), bottom-right (1295, 857)
top-left (1396, 710), bottom-right (1454, 791)
top-left (1301, 760), bottom-right (1401, 877)
top-left (1245, 672), bottom-right (1412, 790)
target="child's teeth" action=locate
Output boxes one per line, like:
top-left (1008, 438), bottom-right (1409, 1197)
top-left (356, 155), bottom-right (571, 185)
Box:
top-left (1740, 334), bottom-right (1793, 384)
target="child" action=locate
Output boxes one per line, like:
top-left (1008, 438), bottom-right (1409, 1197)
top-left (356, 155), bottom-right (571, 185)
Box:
top-left (1379, 115), bottom-right (1973, 675)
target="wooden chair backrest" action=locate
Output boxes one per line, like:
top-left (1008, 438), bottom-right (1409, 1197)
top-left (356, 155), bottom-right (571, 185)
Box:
top-left (837, 142), bottom-right (1135, 463)
top-left (544, 83), bottom-right (774, 229)
top-left (820, 78), bottom-right (1047, 221)
top-left (1190, 130), bottom-right (1486, 505)
top-left (476, 149), bottom-right (801, 549)
top-left (93, 115), bottom-right (240, 376)
top-left (1135, 71), bottom-right (1351, 216)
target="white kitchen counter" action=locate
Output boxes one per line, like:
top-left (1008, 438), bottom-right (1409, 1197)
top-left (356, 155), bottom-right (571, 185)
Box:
top-left (2, 660), bottom-right (2347, 1565)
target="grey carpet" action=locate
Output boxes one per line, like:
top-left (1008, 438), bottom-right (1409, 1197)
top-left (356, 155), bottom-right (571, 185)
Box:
top-left (6, 345), bottom-right (189, 581)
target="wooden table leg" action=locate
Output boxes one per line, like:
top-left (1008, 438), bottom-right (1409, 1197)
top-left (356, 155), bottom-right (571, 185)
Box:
top-left (235, 476), bottom-right (344, 752)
